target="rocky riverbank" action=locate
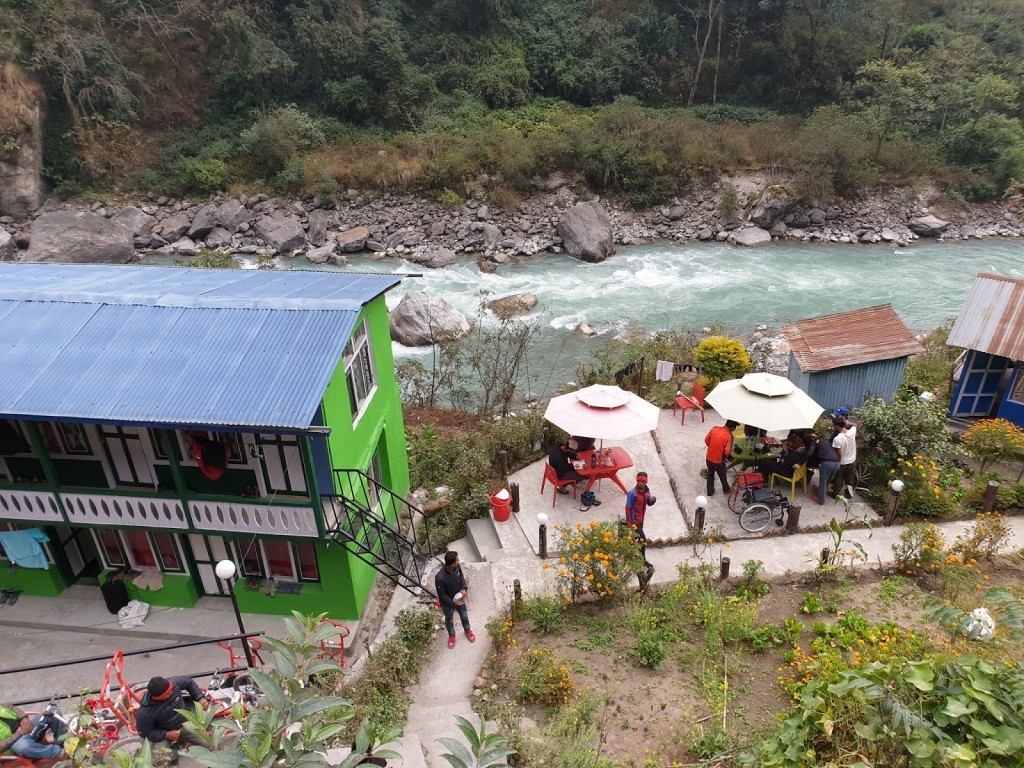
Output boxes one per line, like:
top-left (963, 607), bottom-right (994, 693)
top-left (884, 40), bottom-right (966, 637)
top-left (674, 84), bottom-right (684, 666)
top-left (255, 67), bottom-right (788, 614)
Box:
top-left (1, 173), bottom-right (1022, 266)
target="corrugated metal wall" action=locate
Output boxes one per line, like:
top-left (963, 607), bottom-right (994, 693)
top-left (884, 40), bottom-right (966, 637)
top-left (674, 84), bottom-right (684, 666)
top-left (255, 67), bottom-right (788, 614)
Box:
top-left (788, 353), bottom-right (908, 412)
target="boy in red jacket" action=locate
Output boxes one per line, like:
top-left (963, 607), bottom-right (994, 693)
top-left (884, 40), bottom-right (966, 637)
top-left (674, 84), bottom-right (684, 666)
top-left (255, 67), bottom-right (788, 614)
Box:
top-left (704, 420), bottom-right (738, 495)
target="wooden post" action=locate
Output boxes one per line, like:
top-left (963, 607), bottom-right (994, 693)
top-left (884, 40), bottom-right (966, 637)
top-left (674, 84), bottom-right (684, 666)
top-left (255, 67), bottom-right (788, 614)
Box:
top-left (983, 480), bottom-right (1000, 513)
top-left (694, 506), bottom-right (706, 532)
top-left (510, 482), bottom-right (520, 515)
top-left (786, 503), bottom-right (801, 533)
top-left (820, 547), bottom-right (831, 565)
top-left (636, 357), bottom-right (646, 397)
top-left (720, 557), bottom-right (730, 580)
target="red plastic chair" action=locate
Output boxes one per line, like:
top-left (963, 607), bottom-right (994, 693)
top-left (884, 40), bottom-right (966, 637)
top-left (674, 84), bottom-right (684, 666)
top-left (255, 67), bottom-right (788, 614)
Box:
top-left (217, 636), bottom-right (264, 669)
top-left (673, 381), bottom-right (705, 425)
top-left (540, 463), bottom-right (579, 507)
top-left (318, 618), bottom-right (351, 669)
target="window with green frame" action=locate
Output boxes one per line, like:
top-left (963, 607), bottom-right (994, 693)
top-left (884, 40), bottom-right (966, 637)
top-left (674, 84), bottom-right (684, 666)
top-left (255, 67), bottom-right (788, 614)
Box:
top-left (232, 537), bottom-right (319, 582)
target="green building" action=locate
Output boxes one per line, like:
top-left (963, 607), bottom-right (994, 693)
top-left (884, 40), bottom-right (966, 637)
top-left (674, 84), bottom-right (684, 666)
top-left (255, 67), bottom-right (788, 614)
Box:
top-left (0, 263), bottom-right (428, 619)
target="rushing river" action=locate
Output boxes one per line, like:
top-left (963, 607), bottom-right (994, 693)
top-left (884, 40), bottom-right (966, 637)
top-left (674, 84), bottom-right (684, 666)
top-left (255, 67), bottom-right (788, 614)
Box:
top-left (265, 239), bottom-right (1024, 397)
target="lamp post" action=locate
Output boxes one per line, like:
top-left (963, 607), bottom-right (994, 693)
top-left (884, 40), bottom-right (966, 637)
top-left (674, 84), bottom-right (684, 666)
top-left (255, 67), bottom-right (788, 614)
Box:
top-left (215, 559), bottom-right (255, 668)
top-left (694, 495), bottom-right (708, 533)
top-left (884, 479), bottom-right (905, 526)
top-left (537, 512), bottom-right (548, 559)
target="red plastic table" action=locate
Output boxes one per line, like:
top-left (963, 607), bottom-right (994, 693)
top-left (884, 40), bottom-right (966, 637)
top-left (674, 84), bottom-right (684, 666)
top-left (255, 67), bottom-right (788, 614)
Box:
top-left (574, 447), bottom-right (634, 493)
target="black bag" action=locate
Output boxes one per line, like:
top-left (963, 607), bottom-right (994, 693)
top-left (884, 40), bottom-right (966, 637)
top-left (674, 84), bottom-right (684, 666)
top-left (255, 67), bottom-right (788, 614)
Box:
top-left (580, 490), bottom-right (596, 510)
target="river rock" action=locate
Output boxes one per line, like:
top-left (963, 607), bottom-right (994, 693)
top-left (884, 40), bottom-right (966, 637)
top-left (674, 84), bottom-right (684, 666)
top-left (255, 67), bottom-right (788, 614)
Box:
top-left (329, 252), bottom-right (349, 267)
top-left (482, 222), bottom-right (501, 246)
top-left (0, 229), bottom-right (16, 261)
top-left (749, 184), bottom-right (797, 228)
top-left (204, 227), bottom-right (232, 249)
top-left (168, 237), bottom-right (198, 255)
top-left (697, 227), bottom-right (714, 241)
top-left (337, 226), bottom-right (370, 252)
top-left (187, 203), bottom-right (220, 239)
top-left (729, 227), bottom-right (772, 247)
top-left (410, 248), bottom-right (457, 269)
top-left (254, 213), bottom-right (306, 252)
top-left (215, 199), bottom-right (250, 232)
top-left (487, 292), bottom-right (538, 319)
top-left (305, 242), bottom-right (336, 264)
top-left (389, 291), bottom-right (471, 346)
top-left (908, 214), bottom-right (949, 237)
top-left (111, 206), bottom-right (156, 237)
top-left (557, 200), bottom-right (614, 263)
top-left (24, 211), bottom-right (133, 263)
top-left (154, 211), bottom-right (191, 241)
top-left (575, 321), bottom-right (598, 337)
top-left (880, 227), bottom-right (899, 242)
top-left (306, 209), bottom-right (331, 246)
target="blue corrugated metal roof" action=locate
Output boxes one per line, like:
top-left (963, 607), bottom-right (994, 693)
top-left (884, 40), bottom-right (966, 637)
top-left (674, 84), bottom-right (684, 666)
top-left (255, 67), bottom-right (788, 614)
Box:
top-left (0, 263), bottom-right (402, 430)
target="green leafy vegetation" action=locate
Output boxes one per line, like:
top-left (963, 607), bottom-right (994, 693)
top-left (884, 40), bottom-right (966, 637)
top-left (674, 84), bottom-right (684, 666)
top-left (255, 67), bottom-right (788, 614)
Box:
top-left (6, 2), bottom-right (1024, 202)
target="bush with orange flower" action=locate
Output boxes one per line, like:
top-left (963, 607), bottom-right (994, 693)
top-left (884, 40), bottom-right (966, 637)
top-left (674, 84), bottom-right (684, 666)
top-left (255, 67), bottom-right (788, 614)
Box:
top-left (553, 521), bottom-right (644, 603)
top-left (515, 646), bottom-right (576, 706)
top-left (890, 454), bottom-right (956, 517)
top-left (961, 418), bottom-right (1024, 472)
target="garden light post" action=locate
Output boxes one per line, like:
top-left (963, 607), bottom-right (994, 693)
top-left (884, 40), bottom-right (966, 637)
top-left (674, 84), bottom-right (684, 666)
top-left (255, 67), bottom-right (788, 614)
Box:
top-left (694, 495), bottom-right (708, 533)
top-left (215, 559), bottom-right (255, 668)
top-left (537, 512), bottom-right (548, 559)
top-left (884, 479), bottom-right (905, 526)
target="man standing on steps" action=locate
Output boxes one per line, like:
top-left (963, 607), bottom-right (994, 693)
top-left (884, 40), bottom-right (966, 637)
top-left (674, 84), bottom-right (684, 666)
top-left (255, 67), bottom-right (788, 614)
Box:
top-left (435, 551), bottom-right (476, 649)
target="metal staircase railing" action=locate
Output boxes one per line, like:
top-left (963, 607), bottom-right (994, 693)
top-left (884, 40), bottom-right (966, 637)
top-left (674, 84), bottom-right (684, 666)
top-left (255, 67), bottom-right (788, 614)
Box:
top-left (322, 469), bottom-right (440, 598)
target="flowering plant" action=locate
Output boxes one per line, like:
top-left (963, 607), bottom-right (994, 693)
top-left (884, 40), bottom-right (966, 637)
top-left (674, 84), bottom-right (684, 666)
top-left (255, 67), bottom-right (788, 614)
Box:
top-left (891, 454), bottom-right (956, 517)
top-left (553, 521), bottom-right (644, 603)
top-left (962, 418), bottom-right (1024, 472)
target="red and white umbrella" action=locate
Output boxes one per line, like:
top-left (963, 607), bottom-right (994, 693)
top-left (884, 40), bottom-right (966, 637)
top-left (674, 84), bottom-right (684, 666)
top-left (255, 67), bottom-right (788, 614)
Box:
top-left (543, 384), bottom-right (660, 440)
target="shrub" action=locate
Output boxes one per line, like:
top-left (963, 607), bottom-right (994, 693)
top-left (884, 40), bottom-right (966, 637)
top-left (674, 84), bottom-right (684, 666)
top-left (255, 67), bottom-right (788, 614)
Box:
top-left (902, 322), bottom-right (959, 402)
top-left (892, 521), bottom-right (947, 575)
top-left (961, 478), bottom-right (1023, 511)
top-left (515, 647), bottom-right (576, 706)
top-left (693, 335), bottom-right (750, 387)
top-left (553, 521), bottom-right (644, 604)
top-left (961, 418), bottom-right (1024, 472)
top-left (523, 596), bottom-right (564, 635)
top-left (950, 512), bottom-right (1011, 561)
top-left (438, 187), bottom-right (465, 206)
top-left (890, 454), bottom-right (957, 518)
top-left (239, 105), bottom-right (328, 176)
top-left (855, 395), bottom-right (952, 491)
top-left (184, 158), bottom-right (230, 193)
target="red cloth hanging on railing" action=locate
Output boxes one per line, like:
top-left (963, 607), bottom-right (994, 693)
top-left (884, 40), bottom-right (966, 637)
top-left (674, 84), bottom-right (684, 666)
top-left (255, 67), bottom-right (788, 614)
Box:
top-left (191, 433), bottom-right (229, 480)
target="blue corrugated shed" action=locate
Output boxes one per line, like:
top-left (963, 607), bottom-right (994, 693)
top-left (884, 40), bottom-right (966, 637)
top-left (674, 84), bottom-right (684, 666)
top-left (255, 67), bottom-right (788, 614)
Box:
top-left (0, 263), bottom-right (402, 430)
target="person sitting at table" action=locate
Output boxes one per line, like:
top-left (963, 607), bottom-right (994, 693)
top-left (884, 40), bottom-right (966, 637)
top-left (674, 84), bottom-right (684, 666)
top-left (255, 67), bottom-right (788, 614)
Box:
top-left (570, 435), bottom-right (597, 452)
top-left (548, 442), bottom-right (586, 494)
top-left (754, 438), bottom-right (805, 482)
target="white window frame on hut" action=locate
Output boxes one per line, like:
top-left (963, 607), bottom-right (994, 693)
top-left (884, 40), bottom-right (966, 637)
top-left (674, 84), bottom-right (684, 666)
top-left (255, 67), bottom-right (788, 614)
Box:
top-left (345, 319), bottom-right (377, 422)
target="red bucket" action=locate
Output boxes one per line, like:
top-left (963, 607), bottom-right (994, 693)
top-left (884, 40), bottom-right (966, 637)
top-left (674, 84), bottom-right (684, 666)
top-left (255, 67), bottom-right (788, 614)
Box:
top-left (490, 488), bottom-right (511, 522)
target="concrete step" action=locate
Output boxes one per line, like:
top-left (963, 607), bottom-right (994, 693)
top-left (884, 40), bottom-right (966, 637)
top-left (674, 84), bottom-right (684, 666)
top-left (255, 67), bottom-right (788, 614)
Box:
top-left (448, 536), bottom-right (480, 562)
top-left (466, 516), bottom-right (503, 562)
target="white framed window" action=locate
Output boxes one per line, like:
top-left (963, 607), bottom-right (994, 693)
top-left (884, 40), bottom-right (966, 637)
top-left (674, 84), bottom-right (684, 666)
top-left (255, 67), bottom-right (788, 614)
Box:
top-left (344, 320), bottom-right (377, 421)
top-left (92, 529), bottom-right (185, 573)
top-left (234, 538), bottom-right (319, 582)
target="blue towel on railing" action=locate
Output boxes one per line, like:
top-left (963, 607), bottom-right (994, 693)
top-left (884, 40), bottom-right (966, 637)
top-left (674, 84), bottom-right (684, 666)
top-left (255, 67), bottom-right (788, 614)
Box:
top-left (0, 528), bottom-right (50, 569)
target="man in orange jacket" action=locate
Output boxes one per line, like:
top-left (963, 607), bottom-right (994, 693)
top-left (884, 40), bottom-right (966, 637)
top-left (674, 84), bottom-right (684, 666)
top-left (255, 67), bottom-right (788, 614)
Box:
top-left (704, 420), bottom-right (738, 496)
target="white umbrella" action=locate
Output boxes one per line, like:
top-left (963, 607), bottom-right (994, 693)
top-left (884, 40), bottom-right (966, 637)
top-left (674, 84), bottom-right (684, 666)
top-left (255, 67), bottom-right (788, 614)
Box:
top-left (705, 374), bottom-right (825, 432)
top-left (544, 384), bottom-right (660, 440)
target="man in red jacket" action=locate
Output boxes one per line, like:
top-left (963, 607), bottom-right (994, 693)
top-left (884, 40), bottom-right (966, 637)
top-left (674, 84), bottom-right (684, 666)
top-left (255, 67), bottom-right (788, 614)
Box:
top-left (704, 420), bottom-right (738, 496)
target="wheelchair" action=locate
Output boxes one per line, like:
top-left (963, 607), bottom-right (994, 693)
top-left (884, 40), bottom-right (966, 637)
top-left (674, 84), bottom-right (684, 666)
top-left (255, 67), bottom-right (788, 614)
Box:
top-left (738, 486), bottom-right (791, 533)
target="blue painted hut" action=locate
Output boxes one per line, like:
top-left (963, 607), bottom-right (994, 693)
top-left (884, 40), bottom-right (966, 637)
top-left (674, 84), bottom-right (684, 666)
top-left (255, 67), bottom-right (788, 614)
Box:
top-left (947, 273), bottom-right (1024, 427)
top-left (781, 304), bottom-right (924, 413)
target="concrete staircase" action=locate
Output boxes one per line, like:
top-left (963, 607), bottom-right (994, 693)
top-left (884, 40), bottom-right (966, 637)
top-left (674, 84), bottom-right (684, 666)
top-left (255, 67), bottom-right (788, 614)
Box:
top-left (449, 514), bottom-right (505, 563)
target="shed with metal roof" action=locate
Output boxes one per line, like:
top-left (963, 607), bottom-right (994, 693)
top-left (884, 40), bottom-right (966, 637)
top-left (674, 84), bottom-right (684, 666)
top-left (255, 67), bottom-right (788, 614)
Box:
top-left (781, 304), bottom-right (924, 412)
top-left (947, 273), bottom-right (1024, 427)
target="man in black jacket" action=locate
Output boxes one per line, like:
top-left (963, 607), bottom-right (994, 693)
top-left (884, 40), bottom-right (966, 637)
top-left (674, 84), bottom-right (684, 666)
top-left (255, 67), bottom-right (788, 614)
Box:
top-left (136, 676), bottom-right (212, 745)
top-left (434, 551), bottom-right (475, 649)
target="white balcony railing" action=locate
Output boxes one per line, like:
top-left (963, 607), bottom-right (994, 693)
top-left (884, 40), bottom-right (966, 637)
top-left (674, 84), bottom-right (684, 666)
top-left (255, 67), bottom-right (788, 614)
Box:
top-left (0, 488), bottom-right (318, 538)
top-left (0, 488), bottom-right (64, 523)
top-left (62, 493), bottom-right (190, 529)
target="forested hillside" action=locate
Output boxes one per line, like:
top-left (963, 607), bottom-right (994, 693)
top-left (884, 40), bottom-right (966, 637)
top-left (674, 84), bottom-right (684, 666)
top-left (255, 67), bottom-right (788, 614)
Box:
top-left (2, 0), bottom-right (1024, 206)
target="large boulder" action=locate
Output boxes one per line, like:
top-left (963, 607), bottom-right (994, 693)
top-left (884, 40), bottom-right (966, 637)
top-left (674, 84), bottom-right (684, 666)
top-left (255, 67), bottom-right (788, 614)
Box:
top-left (187, 203), bottom-right (220, 239)
top-left (487, 292), bottom-right (538, 319)
top-left (557, 201), bottom-right (615, 263)
top-left (24, 211), bottom-right (133, 263)
top-left (306, 209), bottom-right (331, 246)
top-left (337, 226), bottom-right (370, 252)
top-left (389, 291), bottom-right (471, 346)
top-left (154, 211), bottom-right (191, 241)
top-left (215, 199), bottom-right (250, 232)
top-left (254, 213), bottom-right (306, 252)
top-left (748, 185), bottom-right (797, 229)
top-left (111, 206), bottom-right (156, 237)
top-left (908, 214), bottom-right (950, 237)
top-left (729, 226), bottom-right (772, 247)
top-left (408, 248), bottom-right (457, 269)
top-left (0, 229), bottom-right (16, 261)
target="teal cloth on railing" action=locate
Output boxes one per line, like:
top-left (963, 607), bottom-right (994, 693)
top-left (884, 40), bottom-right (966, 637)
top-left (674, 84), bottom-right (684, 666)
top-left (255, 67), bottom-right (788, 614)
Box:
top-left (0, 528), bottom-right (50, 569)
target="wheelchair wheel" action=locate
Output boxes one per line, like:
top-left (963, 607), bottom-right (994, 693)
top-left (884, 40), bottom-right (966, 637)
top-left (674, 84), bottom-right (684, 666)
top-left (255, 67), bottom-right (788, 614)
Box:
top-left (739, 503), bottom-right (773, 533)
top-left (103, 736), bottom-right (145, 767)
top-left (726, 486), bottom-right (743, 513)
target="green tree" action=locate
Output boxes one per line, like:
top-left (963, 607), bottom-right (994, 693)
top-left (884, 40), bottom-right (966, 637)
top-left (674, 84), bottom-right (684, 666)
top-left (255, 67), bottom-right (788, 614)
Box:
top-left (855, 58), bottom-right (931, 159)
top-left (694, 336), bottom-right (750, 387)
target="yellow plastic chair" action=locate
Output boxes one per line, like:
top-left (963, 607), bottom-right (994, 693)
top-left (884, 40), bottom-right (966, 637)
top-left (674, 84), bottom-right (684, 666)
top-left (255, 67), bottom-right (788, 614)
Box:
top-left (770, 463), bottom-right (808, 498)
